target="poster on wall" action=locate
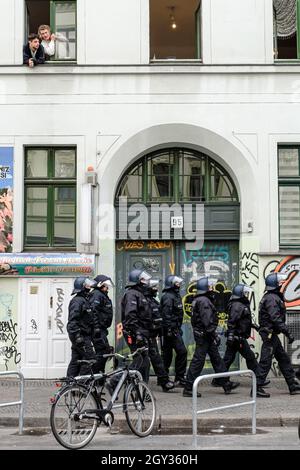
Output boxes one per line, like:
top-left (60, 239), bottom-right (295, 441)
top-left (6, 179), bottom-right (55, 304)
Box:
top-left (0, 147), bottom-right (13, 253)
top-left (0, 279), bottom-right (19, 371)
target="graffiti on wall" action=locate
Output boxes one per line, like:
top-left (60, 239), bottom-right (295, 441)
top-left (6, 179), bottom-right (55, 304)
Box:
top-left (264, 256), bottom-right (300, 308)
top-left (55, 288), bottom-right (65, 334)
top-left (0, 281), bottom-right (20, 371)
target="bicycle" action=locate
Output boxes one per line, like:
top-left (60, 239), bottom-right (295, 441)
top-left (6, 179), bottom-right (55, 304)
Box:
top-left (50, 346), bottom-right (156, 450)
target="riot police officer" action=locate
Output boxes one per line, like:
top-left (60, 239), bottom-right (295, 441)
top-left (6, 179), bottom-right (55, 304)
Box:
top-left (90, 274), bottom-right (114, 373)
top-left (161, 275), bottom-right (187, 386)
top-left (256, 273), bottom-right (300, 395)
top-left (212, 283), bottom-right (270, 397)
top-left (183, 277), bottom-right (239, 397)
top-left (66, 277), bottom-right (97, 377)
top-left (145, 279), bottom-right (174, 392)
top-left (121, 269), bottom-right (153, 381)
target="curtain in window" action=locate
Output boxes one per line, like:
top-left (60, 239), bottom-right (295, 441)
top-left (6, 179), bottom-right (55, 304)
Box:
top-left (273, 0), bottom-right (297, 38)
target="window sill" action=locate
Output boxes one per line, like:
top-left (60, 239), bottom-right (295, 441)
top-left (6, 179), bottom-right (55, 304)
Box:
top-left (23, 247), bottom-right (76, 252)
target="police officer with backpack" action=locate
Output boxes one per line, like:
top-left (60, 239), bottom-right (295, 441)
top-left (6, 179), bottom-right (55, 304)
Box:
top-left (66, 277), bottom-right (97, 377)
top-left (90, 274), bottom-right (114, 373)
top-left (256, 273), bottom-right (300, 396)
top-left (183, 277), bottom-right (239, 397)
top-left (161, 275), bottom-right (187, 387)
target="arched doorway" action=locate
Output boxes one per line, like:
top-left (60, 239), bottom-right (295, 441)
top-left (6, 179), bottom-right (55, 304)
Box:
top-left (114, 147), bottom-right (240, 370)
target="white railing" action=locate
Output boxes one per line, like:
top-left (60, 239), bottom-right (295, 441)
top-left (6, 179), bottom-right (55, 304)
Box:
top-left (0, 371), bottom-right (25, 435)
top-left (192, 370), bottom-right (256, 447)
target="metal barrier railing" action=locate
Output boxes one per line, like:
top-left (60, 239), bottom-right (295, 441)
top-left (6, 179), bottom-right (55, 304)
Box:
top-left (192, 370), bottom-right (256, 447)
top-left (0, 371), bottom-right (25, 435)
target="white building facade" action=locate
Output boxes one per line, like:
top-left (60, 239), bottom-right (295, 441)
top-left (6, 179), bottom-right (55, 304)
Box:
top-left (0, 0), bottom-right (300, 378)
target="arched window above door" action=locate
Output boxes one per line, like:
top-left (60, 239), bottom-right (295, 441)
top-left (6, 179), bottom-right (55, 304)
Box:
top-left (115, 148), bottom-right (238, 204)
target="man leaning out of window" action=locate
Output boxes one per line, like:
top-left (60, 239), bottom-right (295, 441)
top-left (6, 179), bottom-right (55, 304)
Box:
top-left (23, 33), bottom-right (45, 68)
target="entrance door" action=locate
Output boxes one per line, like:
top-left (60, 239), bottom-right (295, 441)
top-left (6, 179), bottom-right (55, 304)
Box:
top-left (115, 241), bottom-right (171, 353)
top-left (20, 278), bottom-right (73, 378)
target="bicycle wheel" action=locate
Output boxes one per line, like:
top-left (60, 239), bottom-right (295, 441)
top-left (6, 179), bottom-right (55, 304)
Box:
top-left (124, 381), bottom-right (156, 437)
top-left (50, 385), bottom-right (99, 450)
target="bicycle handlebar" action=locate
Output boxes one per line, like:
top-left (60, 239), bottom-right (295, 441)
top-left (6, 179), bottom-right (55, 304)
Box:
top-left (102, 346), bottom-right (148, 360)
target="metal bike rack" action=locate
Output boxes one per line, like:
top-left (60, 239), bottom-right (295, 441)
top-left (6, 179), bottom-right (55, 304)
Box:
top-left (192, 370), bottom-right (256, 447)
top-left (0, 371), bottom-right (25, 435)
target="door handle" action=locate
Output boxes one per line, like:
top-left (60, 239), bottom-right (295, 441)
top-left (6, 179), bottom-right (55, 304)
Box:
top-left (50, 296), bottom-right (53, 309)
top-left (48, 317), bottom-right (52, 330)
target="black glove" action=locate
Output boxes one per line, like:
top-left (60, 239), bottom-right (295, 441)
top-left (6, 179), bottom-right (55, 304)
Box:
top-left (287, 333), bottom-right (295, 345)
top-left (166, 328), bottom-right (173, 338)
top-left (193, 329), bottom-right (204, 342)
top-left (93, 328), bottom-right (102, 338)
top-left (213, 334), bottom-right (221, 347)
top-left (75, 334), bottom-right (85, 346)
top-left (226, 333), bottom-right (235, 345)
top-left (136, 333), bottom-right (146, 347)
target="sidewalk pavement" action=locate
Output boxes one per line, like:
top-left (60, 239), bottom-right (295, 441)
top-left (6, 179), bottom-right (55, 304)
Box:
top-left (0, 375), bottom-right (299, 432)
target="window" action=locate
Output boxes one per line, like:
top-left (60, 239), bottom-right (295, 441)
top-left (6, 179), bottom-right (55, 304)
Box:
top-left (150, 0), bottom-right (201, 61)
top-left (273, 0), bottom-right (299, 59)
top-left (25, 148), bottom-right (76, 249)
top-left (116, 148), bottom-right (238, 204)
top-left (25, 0), bottom-right (76, 61)
top-left (278, 146), bottom-right (300, 246)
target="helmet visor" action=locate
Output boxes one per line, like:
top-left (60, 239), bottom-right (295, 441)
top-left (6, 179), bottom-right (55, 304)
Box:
top-left (84, 278), bottom-right (97, 289)
top-left (139, 271), bottom-right (152, 285)
top-left (173, 276), bottom-right (184, 286)
top-left (207, 278), bottom-right (216, 289)
top-left (243, 285), bottom-right (253, 297)
top-left (149, 279), bottom-right (160, 289)
top-left (277, 273), bottom-right (289, 284)
top-left (99, 280), bottom-right (114, 289)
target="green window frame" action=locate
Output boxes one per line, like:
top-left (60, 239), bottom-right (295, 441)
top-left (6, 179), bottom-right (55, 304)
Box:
top-left (273, 0), bottom-right (300, 60)
top-left (50, 0), bottom-right (77, 61)
top-left (116, 148), bottom-right (238, 205)
top-left (278, 145), bottom-right (300, 247)
top-left (24, 147), bottom-right (77, 250)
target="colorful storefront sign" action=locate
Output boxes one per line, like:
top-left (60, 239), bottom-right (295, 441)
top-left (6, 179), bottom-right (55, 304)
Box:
top-left (0, 253), bottom-right (95, 277)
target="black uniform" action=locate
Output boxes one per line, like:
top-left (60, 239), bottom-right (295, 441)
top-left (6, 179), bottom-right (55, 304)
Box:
top-left (185, 293), bottom-right (230, 391)
top-left (66, 292), bottom-right (96, 377)
top-left (121, 284), bottom-right (151, 381)
top-left (161, 287), bottom-right (187, 382)
top-left (223, 297), bottom-right (258, 373)
top-left (89, 288), bottom-right (113, 372)
top-left (144, 289), bottom-right (171, 386)
top-left (256, 290), bottom-right (296, 389)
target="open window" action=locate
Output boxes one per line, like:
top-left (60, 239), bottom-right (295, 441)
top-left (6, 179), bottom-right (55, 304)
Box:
top-left (150, 0), bottom-right (201, 61)
top-left (25, 0), bottom-right (76, 61)
top-left (273, 0), bottom-right (298, 59)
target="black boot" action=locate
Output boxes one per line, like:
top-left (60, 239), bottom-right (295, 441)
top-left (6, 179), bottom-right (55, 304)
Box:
top-left (211, 378), bottom-right (222, 387)
top-left (161, 381), bottom-right (175, 392)
top-left (223, 381), bottom-right (240, 395)
top-left (295, 369), bottom-right (300, 381)
top-left (289, 383), bottom-right (300, 395)
top-left (251, 386), bottom-right (270, 398)
top-left (182, 388), bottom-right (201, 398)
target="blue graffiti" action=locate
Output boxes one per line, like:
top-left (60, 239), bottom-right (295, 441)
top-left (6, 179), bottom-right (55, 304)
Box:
top-left (182, 243), bottom-right (230, 266)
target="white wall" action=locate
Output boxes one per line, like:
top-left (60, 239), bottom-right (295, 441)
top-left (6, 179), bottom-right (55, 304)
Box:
top-left (202, 0), bottom-right (274, 64)
top-left (0, 0), bottom-right (24, 65)
top-left (79, 0), bottom-right (149, 65)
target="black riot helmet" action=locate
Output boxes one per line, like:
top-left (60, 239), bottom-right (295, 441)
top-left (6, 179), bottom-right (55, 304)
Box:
top-left (164, 275), bottom-right (184, 290)
top-left (265, 273), bottom-right (288, 291)
top-left (71, 277), bottom-right (96, 295)
top-left (231, 283), bottom-right (253, 299)
top-left (94, 274), bottom-right (114, 289)
top-left (195, 277), bottom-right (216, 294)
top-left (128, 269), bottom-right (152, 286)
